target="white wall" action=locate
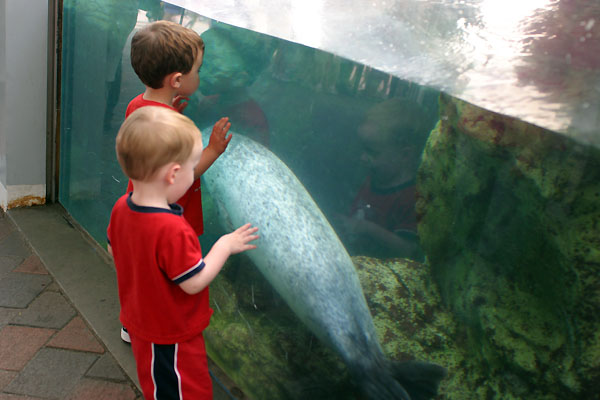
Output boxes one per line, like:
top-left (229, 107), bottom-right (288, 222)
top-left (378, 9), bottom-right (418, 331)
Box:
top-left (0, 0), bottom-right (7, 208)
top-left (0, 0), bottom-right (48, 210)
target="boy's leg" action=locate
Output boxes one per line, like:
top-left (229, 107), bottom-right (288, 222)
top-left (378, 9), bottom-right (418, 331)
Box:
top-left (177, 332), bottom-right (213, 399)
top-left (130, 336), bottom-right (156, 398)
top-left (130, 333), bottom-right (212, 400)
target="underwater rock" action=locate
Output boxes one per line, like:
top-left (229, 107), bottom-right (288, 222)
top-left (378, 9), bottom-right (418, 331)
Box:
top-left (417, 93), bottom-right (600, 398)
top-left (204, 256), bottom-right (462, 400)
top-left (352, 256), bottom-right (467, 399)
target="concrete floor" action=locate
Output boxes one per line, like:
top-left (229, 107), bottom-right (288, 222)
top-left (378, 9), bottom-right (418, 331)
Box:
top-left (7, 203), bottom-right (242, 400)
top-left (0, 210), bottom-right (142, 399)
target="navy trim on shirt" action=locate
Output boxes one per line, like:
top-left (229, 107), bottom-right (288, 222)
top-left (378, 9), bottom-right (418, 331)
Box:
top-left (173, 260), bottom-right (206, 284)
top-left (126, 192), bottom-right (183, 216)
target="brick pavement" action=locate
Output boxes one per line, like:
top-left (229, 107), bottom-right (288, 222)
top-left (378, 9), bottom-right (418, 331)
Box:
top-left (0, 211), bottom-right (141, 400)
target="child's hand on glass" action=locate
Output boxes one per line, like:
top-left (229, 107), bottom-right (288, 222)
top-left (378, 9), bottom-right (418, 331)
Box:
top-left (223, 223), bottom-right (259, 254)
top-left (172, 95), bottom-right (190, 113)
top-left (207, 117), bottom-right (232, 155)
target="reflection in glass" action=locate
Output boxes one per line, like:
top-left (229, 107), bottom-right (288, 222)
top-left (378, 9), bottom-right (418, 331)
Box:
top-left (166, 0), bottom-right (600, 146)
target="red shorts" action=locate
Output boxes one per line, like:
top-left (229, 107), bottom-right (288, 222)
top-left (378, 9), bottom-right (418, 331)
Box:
top-left (130, 332), bottom-right (212, 399)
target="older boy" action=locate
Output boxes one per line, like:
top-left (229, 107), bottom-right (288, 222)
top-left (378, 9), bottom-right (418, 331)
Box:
top-left (120, 20), bottom-right (232, 343)
top-left (126, 20), bottom-right (231, 236)
top-left (107, 107), bottom-right (258, 399)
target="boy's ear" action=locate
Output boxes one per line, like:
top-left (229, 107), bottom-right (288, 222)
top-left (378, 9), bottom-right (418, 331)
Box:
top-left (165, 163), bottom-right (181, 185)
top-left (166, 72), bottom-right (183, 89)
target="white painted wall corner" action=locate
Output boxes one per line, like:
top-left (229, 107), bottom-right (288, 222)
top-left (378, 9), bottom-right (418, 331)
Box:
top-left (6, 184), bottom-right (46, 209)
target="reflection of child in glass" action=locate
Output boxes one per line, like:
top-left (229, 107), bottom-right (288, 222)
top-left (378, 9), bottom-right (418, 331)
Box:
top-left (195, 26), bottom-right (271, 147)
top-left (107, 107), bottom-right (258, 400)
top-left (340, 98), bottom-right (430, 260)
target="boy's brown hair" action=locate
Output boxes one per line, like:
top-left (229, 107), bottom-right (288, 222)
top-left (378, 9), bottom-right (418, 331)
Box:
top-left (131, 20), bottom-right (205, 89)
top-left (116, 107), bottom-right (201, 181)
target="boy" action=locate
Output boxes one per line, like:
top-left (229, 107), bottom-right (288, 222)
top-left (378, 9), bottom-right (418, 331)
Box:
top-left (107, 107), bottom-right (258, 399)
top-left (126, 20), bottom-right (231, 236)
top-left (121, 20), bottom-right (231, 342)
top-left (338, 97), bottom-right (432, 260)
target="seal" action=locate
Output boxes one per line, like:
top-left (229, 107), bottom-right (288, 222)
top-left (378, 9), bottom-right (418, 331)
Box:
top-left (201, 130), bottom-right (446, 399)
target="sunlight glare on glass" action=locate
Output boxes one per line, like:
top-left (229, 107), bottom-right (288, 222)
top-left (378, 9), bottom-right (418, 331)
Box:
top-left (475, 0), bottom-right (553, 54)
top-left (290, 0), bottom-right (324, 48)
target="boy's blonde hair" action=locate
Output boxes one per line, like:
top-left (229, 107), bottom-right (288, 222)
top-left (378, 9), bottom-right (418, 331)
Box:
top-left (131, 20), bottom-right (205, 89)
top-left (116, 107), bottom-right (201, 181)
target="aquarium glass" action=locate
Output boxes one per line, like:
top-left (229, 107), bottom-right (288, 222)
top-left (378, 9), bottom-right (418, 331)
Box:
top-left (59, 0), bottom-right (600, 399)
top-left (166, 0), bottom-right (600, 147)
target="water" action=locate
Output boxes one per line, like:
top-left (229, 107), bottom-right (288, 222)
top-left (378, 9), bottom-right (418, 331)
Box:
top-left (166, 0), bottom-right (600, 147)
top-left (59, 1), bottom-right (600, 399)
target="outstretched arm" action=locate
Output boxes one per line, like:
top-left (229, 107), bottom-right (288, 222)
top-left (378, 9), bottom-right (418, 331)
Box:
top-left (179, 223), bottom-right (258, 295)
top-left (194, 117), bottom-right (232, 178)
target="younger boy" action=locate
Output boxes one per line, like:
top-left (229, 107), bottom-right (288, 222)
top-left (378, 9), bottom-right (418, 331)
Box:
top-left (121, 20), bottom-right (232, 343)
top-left (107, 107), bottom-right (258, 399)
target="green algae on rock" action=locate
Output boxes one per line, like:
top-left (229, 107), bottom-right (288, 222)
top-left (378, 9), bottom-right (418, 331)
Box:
top-left (417, 93), bottom-right (600, 398)
top-left (204, 256), bottom-right (462, 399)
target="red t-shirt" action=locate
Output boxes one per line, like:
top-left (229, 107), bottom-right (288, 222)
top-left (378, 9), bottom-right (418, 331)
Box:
top-left (350, 177), bottom-right (418, 234)
top-left (125, 94), bottom-right (204, 235)
top-left (107, 194), bottom-right (213, 343)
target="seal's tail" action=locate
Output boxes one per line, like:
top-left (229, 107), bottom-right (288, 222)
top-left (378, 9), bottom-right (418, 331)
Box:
top-left (393, 360), bottom-right (447, 400)
top-left (359, 359), bottom-right (447, 400)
